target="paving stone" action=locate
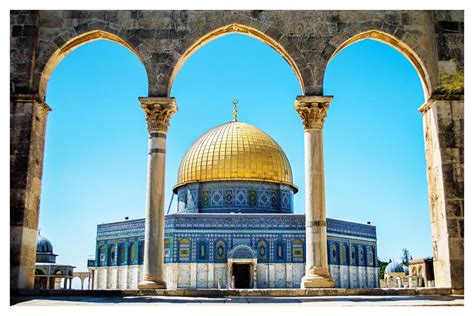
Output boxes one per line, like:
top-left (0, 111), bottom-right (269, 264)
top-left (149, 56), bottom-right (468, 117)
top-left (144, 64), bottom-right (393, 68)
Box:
top-left (11, 295), bottom-right (463, 306)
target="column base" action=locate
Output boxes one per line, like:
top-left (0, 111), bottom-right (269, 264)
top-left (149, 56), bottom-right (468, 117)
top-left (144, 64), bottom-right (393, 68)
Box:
top-left (138, 279), bottom-right (167, 289)
top-left (301, 268), bottom-right (335, 288)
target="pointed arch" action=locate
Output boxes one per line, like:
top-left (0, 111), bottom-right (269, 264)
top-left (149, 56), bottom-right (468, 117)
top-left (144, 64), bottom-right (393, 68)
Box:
top-left (326, 30), bottom-right (432, 99)
top-left (167, 23), bottom-right (305, 96)
top-left (38, 30), bottom-right (144, 101)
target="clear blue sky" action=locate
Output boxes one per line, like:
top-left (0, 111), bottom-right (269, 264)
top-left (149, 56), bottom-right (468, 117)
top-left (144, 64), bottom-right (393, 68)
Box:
top-left (40, 34), bottom-right (431, 284)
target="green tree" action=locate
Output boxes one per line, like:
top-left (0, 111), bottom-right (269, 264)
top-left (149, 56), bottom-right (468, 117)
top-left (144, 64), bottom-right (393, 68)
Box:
top-left (401, 248), bottom-right (412, 266)
top-left (377, 258), bottom-right (389, 280)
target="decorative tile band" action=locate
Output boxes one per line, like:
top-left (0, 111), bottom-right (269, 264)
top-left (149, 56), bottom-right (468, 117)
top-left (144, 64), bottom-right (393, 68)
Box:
top-left (150, 148), bottom-right (166, 154)
top-left (95, 214), bottom-right (377, 268)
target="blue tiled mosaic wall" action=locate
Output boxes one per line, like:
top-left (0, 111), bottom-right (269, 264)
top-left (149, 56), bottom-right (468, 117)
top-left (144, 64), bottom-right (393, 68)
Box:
top-left (176, 181), bottom-right (294, 214)
top-left (95, 214), bottom-right (377, 268)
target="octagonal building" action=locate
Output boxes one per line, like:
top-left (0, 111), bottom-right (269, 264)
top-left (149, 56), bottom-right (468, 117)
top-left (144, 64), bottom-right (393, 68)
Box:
top-left (92, 120), bottom-right (379, 289)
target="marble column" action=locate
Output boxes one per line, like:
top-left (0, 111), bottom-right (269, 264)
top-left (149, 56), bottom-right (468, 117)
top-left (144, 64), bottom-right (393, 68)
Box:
top-left (294, 96), bottom-right (335, 288)
top-left (138, 97), bottom-right (177, 289)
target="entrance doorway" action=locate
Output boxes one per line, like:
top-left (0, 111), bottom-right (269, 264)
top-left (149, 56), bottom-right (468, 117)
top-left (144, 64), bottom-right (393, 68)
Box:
top-left (232, 263), bottom-right (251, 289)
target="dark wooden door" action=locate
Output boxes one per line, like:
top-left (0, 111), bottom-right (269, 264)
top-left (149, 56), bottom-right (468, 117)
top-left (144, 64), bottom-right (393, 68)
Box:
top-left (233, 264), bottom-right (250, 288)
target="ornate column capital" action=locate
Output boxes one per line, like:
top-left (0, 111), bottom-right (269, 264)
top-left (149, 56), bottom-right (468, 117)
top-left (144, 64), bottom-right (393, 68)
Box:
top-left (139, 97), bottom-right (178, 133)
top-left (294, 95), bottom-right (333, 130)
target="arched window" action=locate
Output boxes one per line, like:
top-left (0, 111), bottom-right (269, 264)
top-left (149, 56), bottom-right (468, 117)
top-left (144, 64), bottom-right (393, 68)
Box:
top-left (214, 239), bottom-right (226, 263)
top-left (292, 239), bottom-right (303, 261)
top-left (98, 245), bottom-right (106, 266)
top-left (138, 240), bottom-right (144, 265)
top-left (118, 243), bottom-right (126, 265)
top-left (275, 240), bottom-right (286, 262)
top-left (129, 242), bottom-right (136, 264)
top-left (350, 244), bottom-right (357, 266)
top-left (329, 242), bottom-right (339, 265)
top-left (108, 244), bottom-right (116, 266)
top-left (257, 239), bottom-right (268, 263)
top-left (367, 246), bottom-right (375, 267)
top-left (197, 240), bottom-right (208, 262)
top-left (341, 243), bottom-right (349, 265)
top-left (179, 238), bottom-right (191, 262)
top-left (358, 245), bottom-right (366, 266)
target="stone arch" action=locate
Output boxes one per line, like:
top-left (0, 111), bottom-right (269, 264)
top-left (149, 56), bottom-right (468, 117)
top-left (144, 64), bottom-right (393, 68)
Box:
top-left (38, 29), bottom-right (146, 101)
top-left (324, 30), bottom-right (432, 100)
top-left (228, 244), bottom-right (257, 259)
top-left (167, 23), bottom-right (305, 96)
top-left (53, 269), bottom-right (63, 275)
top-left (35, 268), bottom-right (45, 275)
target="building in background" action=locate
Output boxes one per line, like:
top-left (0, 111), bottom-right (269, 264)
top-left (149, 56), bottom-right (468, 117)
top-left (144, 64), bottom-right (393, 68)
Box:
top-left (34, 233), bottom-right (75, 289)
top-left (91, 120), bottom-right (379, 289)
top-left (409, 258), bottom-right (435, 288)
top-left (380, 260), bottom-right (408, 288)
top-left (380, 257), bottom-right (435, 288)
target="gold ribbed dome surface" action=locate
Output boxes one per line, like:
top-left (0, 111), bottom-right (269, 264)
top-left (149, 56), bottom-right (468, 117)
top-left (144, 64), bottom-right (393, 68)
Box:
top-left (174, 121), bottom-right (296, 192)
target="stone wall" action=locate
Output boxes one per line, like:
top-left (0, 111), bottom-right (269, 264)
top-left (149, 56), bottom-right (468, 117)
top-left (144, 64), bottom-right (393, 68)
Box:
top-left (330, 265), bottom-right (378, 289)
top-left (11, 10), bottom-right (464, 98)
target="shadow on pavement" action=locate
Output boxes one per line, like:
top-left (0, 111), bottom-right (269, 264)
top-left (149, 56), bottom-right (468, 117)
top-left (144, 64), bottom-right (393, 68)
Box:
top-left (11, 295), bottom-right (464, 306)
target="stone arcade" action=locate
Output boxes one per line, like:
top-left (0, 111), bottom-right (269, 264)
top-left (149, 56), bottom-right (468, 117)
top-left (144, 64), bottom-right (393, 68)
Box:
top-left (10, 10), bottom-right (463, 291)
top-left (92, 119), bottom-right (379, 289)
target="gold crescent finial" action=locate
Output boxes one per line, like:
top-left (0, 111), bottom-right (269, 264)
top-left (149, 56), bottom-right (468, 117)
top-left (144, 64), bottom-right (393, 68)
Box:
top-left (232, 99), bottom-right (238, 121)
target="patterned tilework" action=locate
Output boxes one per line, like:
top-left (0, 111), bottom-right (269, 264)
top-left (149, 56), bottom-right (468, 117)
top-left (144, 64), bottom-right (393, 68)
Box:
top-left (224, 190), bottom-right (233, 205)
top-left (97, 219), bottom-right (145, 240)
top-left (258, 190), bottom-right (271, 208)
top-left (235, 189), bottom-right (247, 206)
top-left (292, 239), bottom-right (304, 262)
top-left (281, 191), bottom-right (290, 210)
top-left (95, 214), bottom-right (377, 268)
top-left (211, 189), bottom-right (223, 207)
top-left (176, 181), bottom-right (294, 213)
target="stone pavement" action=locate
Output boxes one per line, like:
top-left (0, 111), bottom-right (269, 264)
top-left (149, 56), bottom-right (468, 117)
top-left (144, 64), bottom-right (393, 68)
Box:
top-left (11, 295), bottom-right (464, 306)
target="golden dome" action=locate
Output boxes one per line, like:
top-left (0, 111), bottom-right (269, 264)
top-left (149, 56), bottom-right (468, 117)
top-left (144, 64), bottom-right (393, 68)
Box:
top-left (174, 121), bottom-right (297, 192)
